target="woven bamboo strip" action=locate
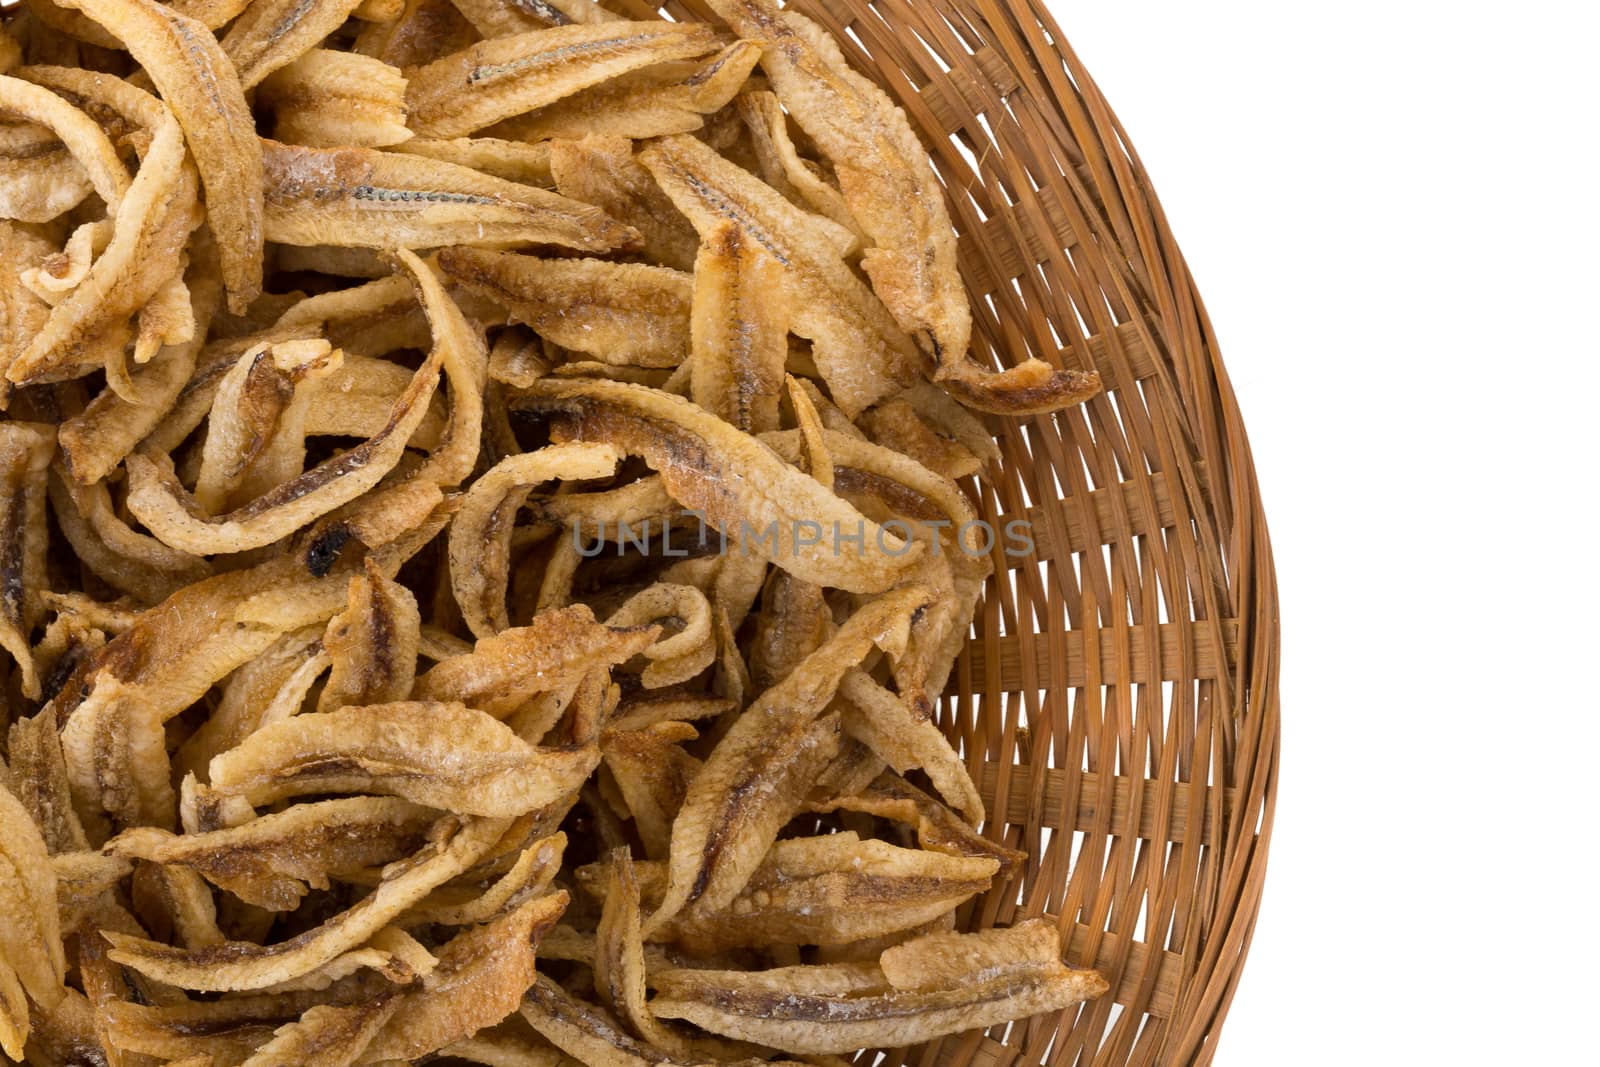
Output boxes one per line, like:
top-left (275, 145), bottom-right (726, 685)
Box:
top-left (1065, 923), bottom-right (1185, 1018)
top-left (996, 465), bottom-right (1191, 560)
top-left (979, 764), bottom-right (1234, 844)
top-left (951, 620), bottom-right (1241, 692)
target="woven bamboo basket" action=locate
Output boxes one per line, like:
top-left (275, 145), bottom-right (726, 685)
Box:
top-left (652, 1), bottom-right (1283, 1063)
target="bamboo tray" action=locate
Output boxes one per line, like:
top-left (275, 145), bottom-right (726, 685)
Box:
top-left (662, 0), bottom-right (1281, 1063)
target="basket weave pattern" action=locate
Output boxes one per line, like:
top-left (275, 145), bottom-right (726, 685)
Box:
top-left (659, 1), bottom-right (1281, 1063)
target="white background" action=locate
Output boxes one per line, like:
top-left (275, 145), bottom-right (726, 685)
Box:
top-left (1041, 1), bottom-right (1600, 1061)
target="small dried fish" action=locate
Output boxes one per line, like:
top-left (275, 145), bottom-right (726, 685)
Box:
top-left (448, 442), bottom-right (624, 638)
top-left (605, 582), bottom-right (715, 689)
top-left (814, 771), bottom-right (1025, 875)
top-left (393, 135), bottom-right (552, 184)
top-left (104, 815), bottom-right (507, 990)
top-left (493, 40), bottom-right (761, 142)
top-left (516, 378), bottom-right (924, 592)
top-left (414, 603), bottom-right (657, 717)
top-left (0, 74), bottom-right (130, 214)
top-left (221, 0), bottom-right (367, 90)
top-left (6, 82), bottom-right (201, 391)
top-left (648, 583), bottom-right (931, 930)
top-left (651, 920), bottom-right (1108, 1053)
top-left (737, 88), bottom-right (860, 243)
top-left (405, 21), bottom-right (722, 139)
top-left (6, 711), bottom-right (90, 854)
top-left (318, 558), bottom-right (422, 712)
top-left (360, 892), bottom-right (567, 1061)
top-left (0, 422), bottom-right (53, 696)
top-left (595, 848), bottom-right (693, 1053)
top-left (549, 134), bottom-right (700, 271)
top-left (0, 778), bottom-right (67, 1037)
top-left (353, 0), bottom-right (478, 70)
top-left (708, 0), bottom-right (1101, 413)
top-left (599, 722), bottom-right (699, 860)
top-left (123, 251), bottom-right (455, 554)
top-left (108, 796), bottom-right (437, 911)
top-left (262, 140), bottom-right (639, 253)
top-left (240, 996), bottom-right (401, 1067)
top-left (439, 247), bottom-right (692, 367)
top-left (689, 220), bottom-right (788, 434)
top-left (598, 832), bottom-right (997, 952)
top-left (258, 49), bottom-right (413, 148)
top-left (403, 831), bottom-right (565, 925)
top-left (51, 0), bottom-right (263, 312)
top-left (173, 623), bottom-right (327, 782)
top-left (207, 700), bottom-right (601, 816)
top-left (640, 133), bottom-right (925, 417)
top-left (0, 116), bottom-right (96, 224)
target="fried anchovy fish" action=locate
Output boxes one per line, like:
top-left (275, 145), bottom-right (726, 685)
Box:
top-left (123, 250), bottom-right (452, 554)
top-left (318, 558), bottom-right (421, 712)
top-left (7, 80), bottom-right (201, 391)
top-left (192, 338), bottom-right (343, 513)
top-left (108, 797), bottom-right (437, 911)
top-left (102, 985), bottom-right (361, 1063)
top-left (360, 892), bottom-right (567, 1061)
top-left (404, 831), bottom-right (565, 926)
top-left (59, 671), bottom-right (182, 834)
top-left (262, 140), bottom-right (638, 252)
top-left (594, 848), bottom-right (696, 1054)
top-left (52, 0), bottom-right (264, 312)
top-left (207, 700), bottom-right (600, 816)
top-left (439, 247), bottom-right (692, 367)
top-left (0, 421), bottom-right (53, 697)
top-left (405, 21), bottom-right (722, 138)
top-left (761, 422), bottom-right (990, 703)
top-left (597, 832), bottom-right (996, 952)
top-left (710, 0), bottom-right (1101, 413)
top-left (648, 583), bottom-right (931, 931)
top-left (599, 722), bottom-right (699, 860)
top-left (448, 0), bottom-right (551, 39)
top-left (415, 604), bottom-right (657, 717)
top-left (221, 0), bottom-right (366, 90)
top-left (55, 227), bottom-right (223, 485)
top-left (605, 582), bottom-right (715, 689)
top-left (0, 74), bottom-right (129, 215)
top-left (448, 443), bottom-right (624, 638)
top-left (0, 225), bottom-right (52, 403)
top-left (651, 920), bottom-right (1108, 1053)
top-left (522, 974), bottom-right (795, 1067)
top-left (516, 378), bottom-right (923, 592)
top-left (858, 396), bottom-right (981, 480)
top-left (493, 40), bottom-right (761, 143)
top-left (258, 49), bottom-right (413, 148)
top-left (815, 770), bottom-right (1026, 876)
top-left (737, 88), bottom-right (860, 243)
top-left (6, 711), bottom-right (90, 854)
top-left (173, 624), bottom-right (326, 782)
top-left (689, 220), bottom-right (789, 434)
top-left (104, 815), bottom-right (507, 990)
top-left (0, 778), bottom-right (67, 1046)
top-left (640, 133), bottom-right (924, 417)
top-left (393, 135), bottom-right (552, 184)
top-left (398, 256), bottom-right (489, 490)
top-left (0, 121), bottom-right (93, 223)
top-left (241, 996), bottom-right (400, 1067)
top-left (52, 852), bottom-right (131, 937)
top-left (549, 134), bottom-right (699, 271)
top-left (837, 668), bottom-right (983, 824)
